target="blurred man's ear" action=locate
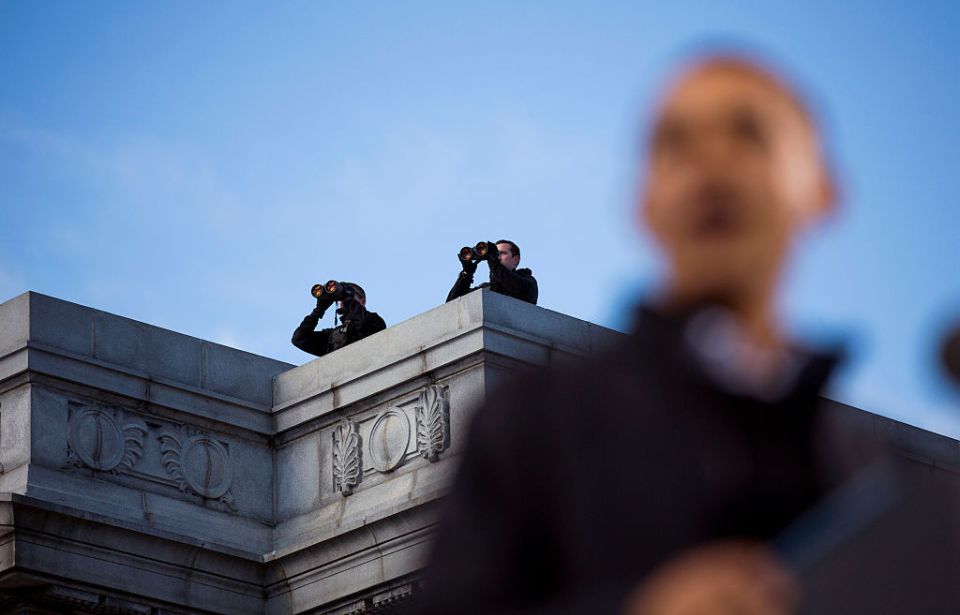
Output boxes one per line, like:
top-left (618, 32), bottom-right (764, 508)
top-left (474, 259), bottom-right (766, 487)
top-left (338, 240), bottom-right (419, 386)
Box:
top-left (818, 165), bottom-right (839, 219)
top-left (805, 162), bottom-right (839, 227)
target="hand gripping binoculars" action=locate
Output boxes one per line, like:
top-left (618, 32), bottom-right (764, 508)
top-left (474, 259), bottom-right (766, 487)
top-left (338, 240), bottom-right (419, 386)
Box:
top-left (310, 280), bottom-right (356, 302)
top-left (459, 241), bottom-right (499, 263)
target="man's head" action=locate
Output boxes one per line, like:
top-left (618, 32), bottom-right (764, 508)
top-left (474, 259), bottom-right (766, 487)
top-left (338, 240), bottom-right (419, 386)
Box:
top-left (342, 283), bottom-right (366, 307)
top-left (641, 55), bottom-right (835, 309)
top-left (496, 240), bottom-right (521, 271)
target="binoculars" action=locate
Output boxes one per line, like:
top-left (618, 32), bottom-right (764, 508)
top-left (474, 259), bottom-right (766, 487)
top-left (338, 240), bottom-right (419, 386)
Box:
top-left (459, 241), bottom-right (499, 263)
top-left (310, 280), bottom-right (356, 302)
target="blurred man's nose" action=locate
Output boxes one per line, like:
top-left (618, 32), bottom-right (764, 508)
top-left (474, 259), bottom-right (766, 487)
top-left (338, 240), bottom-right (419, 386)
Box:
top-left (692, 126), bottom-right (735, 167)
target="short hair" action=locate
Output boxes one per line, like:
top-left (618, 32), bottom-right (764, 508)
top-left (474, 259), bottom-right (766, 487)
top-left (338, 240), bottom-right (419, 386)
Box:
top-left (345, 283), bottom-right (366, 301)
top-left (496, 239), bottom-right (520, 261)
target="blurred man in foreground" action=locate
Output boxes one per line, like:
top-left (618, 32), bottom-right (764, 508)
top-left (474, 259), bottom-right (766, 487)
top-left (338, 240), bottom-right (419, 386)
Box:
top-left (419, 55), bottom-right (958, 615)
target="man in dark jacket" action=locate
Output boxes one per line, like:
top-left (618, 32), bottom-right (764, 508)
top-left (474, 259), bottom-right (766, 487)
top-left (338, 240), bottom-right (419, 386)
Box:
top-left (419, 55), bottom-right (959, 615)
top-left (446, 239), bottom-right (538, 305)
top-left (291, 283), bottom-right (386, 358)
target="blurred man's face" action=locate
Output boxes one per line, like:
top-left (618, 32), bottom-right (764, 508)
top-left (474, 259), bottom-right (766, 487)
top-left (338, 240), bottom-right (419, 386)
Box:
top-left (642, 62), bottom-right (833, 304)
top-left (497, 243), bottom-right (520, 271)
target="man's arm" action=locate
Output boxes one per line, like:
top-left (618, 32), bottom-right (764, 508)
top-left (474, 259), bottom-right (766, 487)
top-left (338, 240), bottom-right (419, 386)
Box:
top-left (361, 311), bottom-right (387, 337)
top-left (447, 250), bottom-right (481, 303)
top-left (345, 304), bottom-right (387, 340)
top-left (335, 303), bottom-right (387, 347)
top-left (420, 378), bottom-right (633, 615)
top-left (291, 302), bottom-right (334, 357)
top-left (488, 261), bottom-right (538, 304)
top-left (421, 384), bottom-right (547, 613)
top-left (446, 271), bottom-right (477, 303)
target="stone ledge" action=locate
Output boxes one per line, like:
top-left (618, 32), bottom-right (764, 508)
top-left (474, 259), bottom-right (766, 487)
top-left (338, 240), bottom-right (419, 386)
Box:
top-left (0, 292), bottom-right (293, 408)
top-left (273, 332), bottom-right (485, 436)
top-left (272, 460), bottom-right (454, 555)
top-left (274, 301), bottom-right (485, 411)
top-left (0, 495), bottom-right (266, 615)
top-left (275, 291), bottom-right (622, 406)
top-left (1, 486), bottom-right (271, 560)
top-left (265, 506), bottom-right (438, 615)
top-left (14, 343), bottom-right (276, 436)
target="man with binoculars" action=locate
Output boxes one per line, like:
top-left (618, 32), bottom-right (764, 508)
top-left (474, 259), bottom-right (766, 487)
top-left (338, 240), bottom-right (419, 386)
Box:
top-left (291, 281), bottom-right (386, 358)
top-left (446, 239), bottom-right (538, 305)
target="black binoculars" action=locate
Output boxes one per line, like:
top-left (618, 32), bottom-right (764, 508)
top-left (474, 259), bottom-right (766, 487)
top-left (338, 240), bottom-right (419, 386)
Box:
top-left (459, 241), bottom-right (499, 263)
top-left (310, 280), bottom-right (356, 302)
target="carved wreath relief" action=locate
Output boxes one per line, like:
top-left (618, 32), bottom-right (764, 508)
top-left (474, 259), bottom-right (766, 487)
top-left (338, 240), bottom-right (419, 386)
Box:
top-left (62, 406), bottom-right (147, 475)
top-left (416, 385), bottom-right (450, 462)
top-left (330, 385), bottom-right (450, 498)
top-left (333, 419), bottom-right (362, 495)
top-left (159, 426), bottom-right (238, 511)
top-left (368, 409), bottom-right (411, 472)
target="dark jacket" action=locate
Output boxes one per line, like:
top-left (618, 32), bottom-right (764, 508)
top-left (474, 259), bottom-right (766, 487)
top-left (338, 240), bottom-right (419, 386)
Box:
top-left (291, 300), bottom-right (386, 358)
top-left (446, 260), bottom-right (538, 305)
top-left (419, 305), bottom-right (960, 614)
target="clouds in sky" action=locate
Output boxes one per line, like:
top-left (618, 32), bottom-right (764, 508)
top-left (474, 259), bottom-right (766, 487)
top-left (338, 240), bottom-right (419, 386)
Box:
top-left (2, 1), bottom-right (960, 437)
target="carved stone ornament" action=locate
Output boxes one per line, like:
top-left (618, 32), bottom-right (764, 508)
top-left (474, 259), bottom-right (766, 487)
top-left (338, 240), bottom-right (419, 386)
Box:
top-left (62, 406), bottom-right (147, 475)
top-left (367, 408), bottom-right (411, 472)
top-left (159, 426), bottom-right (237, 511)
top-left (416, 385), bottom-right (450, 462)
top-left (333, 418), bottom-right (362, 495)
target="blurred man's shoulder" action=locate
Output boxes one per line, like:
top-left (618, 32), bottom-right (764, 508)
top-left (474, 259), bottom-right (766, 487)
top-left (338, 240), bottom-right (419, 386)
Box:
top-left (487, 335), bottom-right (653, 423)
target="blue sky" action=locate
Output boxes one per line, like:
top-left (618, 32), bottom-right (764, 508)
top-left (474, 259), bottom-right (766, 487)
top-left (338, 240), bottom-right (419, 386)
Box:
top-left (2, 1), bottom-right (960, 436)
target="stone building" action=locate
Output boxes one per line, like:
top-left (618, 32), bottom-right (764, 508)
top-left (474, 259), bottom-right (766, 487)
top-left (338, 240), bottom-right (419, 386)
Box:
top-left (0, 291), bottom-right (957, 614)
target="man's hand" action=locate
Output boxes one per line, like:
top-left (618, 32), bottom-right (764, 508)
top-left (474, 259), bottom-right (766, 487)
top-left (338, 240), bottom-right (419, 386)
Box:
top-left (316, 293), bottom-right (334, 311)
top-left (621, 541), bottom-right (797, 615)
top-left (460, 253), bottom-right (478, 275)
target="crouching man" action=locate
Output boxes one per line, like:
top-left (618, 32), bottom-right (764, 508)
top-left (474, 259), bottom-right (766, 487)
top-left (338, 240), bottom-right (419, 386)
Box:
top-left (292, 282), bottom-right (385, 358)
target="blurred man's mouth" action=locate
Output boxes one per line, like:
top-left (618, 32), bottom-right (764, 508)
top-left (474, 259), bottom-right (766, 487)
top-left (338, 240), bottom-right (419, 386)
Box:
top-left (689, 182), bottom-right (744, 239)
